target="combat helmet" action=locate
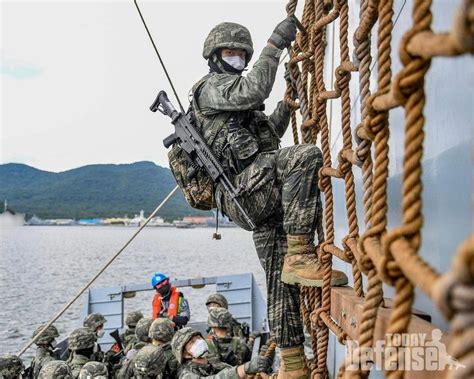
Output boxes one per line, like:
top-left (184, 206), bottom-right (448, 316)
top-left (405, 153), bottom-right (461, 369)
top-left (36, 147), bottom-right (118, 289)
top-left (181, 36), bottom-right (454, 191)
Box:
top-left (83, 313), bottom-right (106, 331)
top-left (133, 345), bottom-right (166, 378)
top-left (68, 327), bottom-right (96, 351)
top-left (171, 327), bottom-right (202, 364)
top-left (135, 318), bottom-right (153, 343)
top-left (0, 354), bottom-right (24, 378)
top-left (208, 307), bottom-right (233, 330)
top-left (206, 293), bottom-right (228, 309)
top-left (38, 360), bottom-right (72, 379)
top-left (125, 310), bottom-right (144, 328)
top-left (32, 324), bottom-right (59, 346)
top-left (203, 22), bottom-right (254, 62)
top-left (149, 318), bottom-right (174, 343)
top-left (78, 362), bottom-right (108, 379)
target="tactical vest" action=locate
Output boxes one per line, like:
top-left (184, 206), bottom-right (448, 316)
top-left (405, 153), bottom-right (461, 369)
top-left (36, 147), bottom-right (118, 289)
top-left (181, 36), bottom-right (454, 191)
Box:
top-left (168, 73), bottom-right (281, 211)
top-left (206, 336), bottom-right (242, 366)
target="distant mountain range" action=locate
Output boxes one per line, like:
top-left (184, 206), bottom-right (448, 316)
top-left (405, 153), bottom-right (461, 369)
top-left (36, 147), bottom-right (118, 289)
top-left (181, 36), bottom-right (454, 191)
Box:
top-left (0, 162), bottom-right (209, 220)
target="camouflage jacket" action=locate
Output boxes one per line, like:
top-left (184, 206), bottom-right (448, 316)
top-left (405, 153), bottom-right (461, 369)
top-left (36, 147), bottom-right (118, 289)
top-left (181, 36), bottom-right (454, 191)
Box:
top-left (177, 359), bottom-right (238, 379)
top-left (121, 328), bottom-right (137, 350)
top-left (206, 336), bottom-right (250, 366)
top-left (68, 353), bottom-right (90, 378)
top-left (161, 343), bottom-right (179, 378)
top-left (192, 46), bottom-right (290, 177)
top-left (31, 346), bottom-right (54, 378)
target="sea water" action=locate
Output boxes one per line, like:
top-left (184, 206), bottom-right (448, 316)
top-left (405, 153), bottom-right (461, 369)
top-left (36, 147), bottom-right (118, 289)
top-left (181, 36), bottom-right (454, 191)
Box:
top-left (0, 226), bottom-right (265, 361)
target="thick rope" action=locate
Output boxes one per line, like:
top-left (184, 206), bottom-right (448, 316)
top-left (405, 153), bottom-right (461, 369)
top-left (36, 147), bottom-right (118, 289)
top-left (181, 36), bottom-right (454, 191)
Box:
top-left (280, 0), bottom-right (474, 378)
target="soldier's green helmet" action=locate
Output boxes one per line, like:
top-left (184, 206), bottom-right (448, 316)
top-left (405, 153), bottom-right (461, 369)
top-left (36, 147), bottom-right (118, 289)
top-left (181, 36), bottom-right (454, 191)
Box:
top-left (171, 327), bottom-right (202, 364)
top-left (32, 324), bottom-right (60, 346)
top-left (125, 310), bottom-right (144, 328)
top-left (208, 307), bottom-right (233, 329)
top-left (133, 345), bottom-right (166, 378)
top-left (0, 355), bottom-right (24, 378)
top-left (206, 293), bottom-right (228, 309)
top-left (68, 327), bottom-right (96, 351)
top-left (203, 22), bottom-right (254, 62)
top-left (135, 318), bottom-right (153, 343)
top-left (78, 362), bottom-right (108, 379)
top-left (38, 360), bottom-right (72, 379)
top-left (83, 313), bottom-right (106, 331)
top-left (149, 318), bottom-right (174, 343)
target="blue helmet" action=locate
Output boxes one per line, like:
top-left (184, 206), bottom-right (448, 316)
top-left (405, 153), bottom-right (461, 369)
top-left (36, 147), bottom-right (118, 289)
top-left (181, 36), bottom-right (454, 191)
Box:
top-left (151, 272), bottom-right (169, 288)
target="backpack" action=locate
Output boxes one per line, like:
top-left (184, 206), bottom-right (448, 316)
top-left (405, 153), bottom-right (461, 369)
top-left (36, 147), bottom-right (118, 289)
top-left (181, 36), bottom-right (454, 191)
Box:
top-left (167, 74), bottom-right (231, 210)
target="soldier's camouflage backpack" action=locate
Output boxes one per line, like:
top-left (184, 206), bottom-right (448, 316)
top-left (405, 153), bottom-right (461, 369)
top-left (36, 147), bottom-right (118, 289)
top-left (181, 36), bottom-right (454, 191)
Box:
top-left (167, 89), bottom-right (227, 211)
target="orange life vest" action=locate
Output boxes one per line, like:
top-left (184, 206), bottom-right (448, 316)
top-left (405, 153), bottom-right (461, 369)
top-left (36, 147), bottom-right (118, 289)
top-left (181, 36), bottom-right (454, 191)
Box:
top-left (152, 287), bottom-right (182, 320)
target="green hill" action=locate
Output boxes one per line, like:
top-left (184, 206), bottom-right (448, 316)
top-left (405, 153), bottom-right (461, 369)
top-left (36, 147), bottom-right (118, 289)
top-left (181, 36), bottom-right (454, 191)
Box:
top-left (0, 162), bottom-right (209, 220)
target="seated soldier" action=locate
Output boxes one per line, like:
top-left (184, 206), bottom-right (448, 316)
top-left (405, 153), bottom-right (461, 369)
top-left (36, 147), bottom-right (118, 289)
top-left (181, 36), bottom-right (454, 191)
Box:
top-left (133, 345), bottom-right (167, 379)
top-left (38, 360), bottom-right (72, 379)
top-left (147, 318), bottom-right (178, 378)
top-left (206, 294), bottom-right (247, 340)
top-left (117, 318), bottom-right (153, 378)
top-left (0, 355), bottom-right (24, 379)
top-left (172, 327), bottom-right (271, 378)
top-left (83, 313), bottom-right (107, 362)
top-left (121, 310), bottom-right (144, 350)
top-left (151, 273), bottom-right (190, 328)
top-left (207, 308), bottom-right (251, 366)
top-left (29, 323), bottom-right (60, 377)
top-left (78, 361), bottom-right (108, 379)
top-left (67, 327), bottom-right (97, 378)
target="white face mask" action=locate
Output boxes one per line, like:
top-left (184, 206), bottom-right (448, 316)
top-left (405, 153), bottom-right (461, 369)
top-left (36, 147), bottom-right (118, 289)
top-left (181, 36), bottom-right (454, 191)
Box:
top-left (222, 56), bottom-right (246, 71)
top-left (50, 339), bottom-right (57, 348)
top-left (189, 338), bottom-right (209, 358)
top-left (96, 329), bottom-right (105, 338)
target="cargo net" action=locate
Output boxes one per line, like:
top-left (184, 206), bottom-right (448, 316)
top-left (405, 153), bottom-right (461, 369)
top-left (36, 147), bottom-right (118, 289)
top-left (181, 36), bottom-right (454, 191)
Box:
top-left (280, 0), bottom-right (474, 378)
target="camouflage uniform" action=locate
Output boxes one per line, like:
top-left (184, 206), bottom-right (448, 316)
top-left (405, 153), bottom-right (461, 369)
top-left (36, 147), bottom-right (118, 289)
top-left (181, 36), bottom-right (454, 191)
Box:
top-left (171, 328), bottom-right (237, 379)
top-left (125, 317), bottom-right (152, 353)
top-left (148, 318), bottom-right (178, 378)
top-left (205, 294), bottom-right (247, 340)
top-left (83, 314), bottom-right (106, 362)
top-left (38, 360), bottom-right (72, 379)
top-left (78, 362), bottom-right (108, 379)
top-left (132, 345), bottom-right (167, 378)
top-left (121, 310), bottom-right (144, 350)
top-left (206, 308), bottom-right (251, 366)
top-left (67, 328), bottom-right (97, 378)
top-left (117, 318), bottom-right (153, 379)
top-left (30, 324), bottom-right (60, 378)
top-left (0, 354), bottom-right (24, 378)
top-left (191, 23), bottom-right (322, 348)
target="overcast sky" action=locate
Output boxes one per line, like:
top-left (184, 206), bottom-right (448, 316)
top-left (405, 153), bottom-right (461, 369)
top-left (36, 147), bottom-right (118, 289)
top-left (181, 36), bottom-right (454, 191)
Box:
top-left (1, 0), bottom-right (296, 172)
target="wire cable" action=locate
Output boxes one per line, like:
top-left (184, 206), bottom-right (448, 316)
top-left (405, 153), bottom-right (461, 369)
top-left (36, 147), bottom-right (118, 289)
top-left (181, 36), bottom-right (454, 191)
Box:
top-left (133, 0), bottom-right (185, 113)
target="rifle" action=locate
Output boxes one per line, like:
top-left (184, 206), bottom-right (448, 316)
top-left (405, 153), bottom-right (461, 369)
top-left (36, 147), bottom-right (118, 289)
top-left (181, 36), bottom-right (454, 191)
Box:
top-left (151, 90), bottom-right (256, 231)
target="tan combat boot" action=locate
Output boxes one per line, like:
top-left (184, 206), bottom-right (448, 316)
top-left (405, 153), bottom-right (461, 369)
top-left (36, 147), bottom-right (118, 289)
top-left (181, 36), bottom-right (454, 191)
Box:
top-left (281, 234), bottom-right (348, 287)
top-left (277, 346), bottom-right (311, 379)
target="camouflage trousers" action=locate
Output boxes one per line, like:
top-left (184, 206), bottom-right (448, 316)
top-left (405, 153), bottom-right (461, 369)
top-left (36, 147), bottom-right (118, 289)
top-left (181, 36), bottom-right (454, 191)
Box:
top-left (218, 144), bottom-right (323, 347)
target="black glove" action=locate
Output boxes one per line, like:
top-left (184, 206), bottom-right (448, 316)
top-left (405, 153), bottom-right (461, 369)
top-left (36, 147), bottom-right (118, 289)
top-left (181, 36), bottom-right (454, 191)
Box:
top-left (268, 17), bottom-right (297, 50)
top-left (244, 356), bottom-right (271, 374)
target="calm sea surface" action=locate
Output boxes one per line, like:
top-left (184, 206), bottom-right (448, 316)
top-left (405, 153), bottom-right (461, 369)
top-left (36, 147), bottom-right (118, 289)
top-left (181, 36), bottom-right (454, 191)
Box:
top-left (0, 226), bottom-right (265, 362)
